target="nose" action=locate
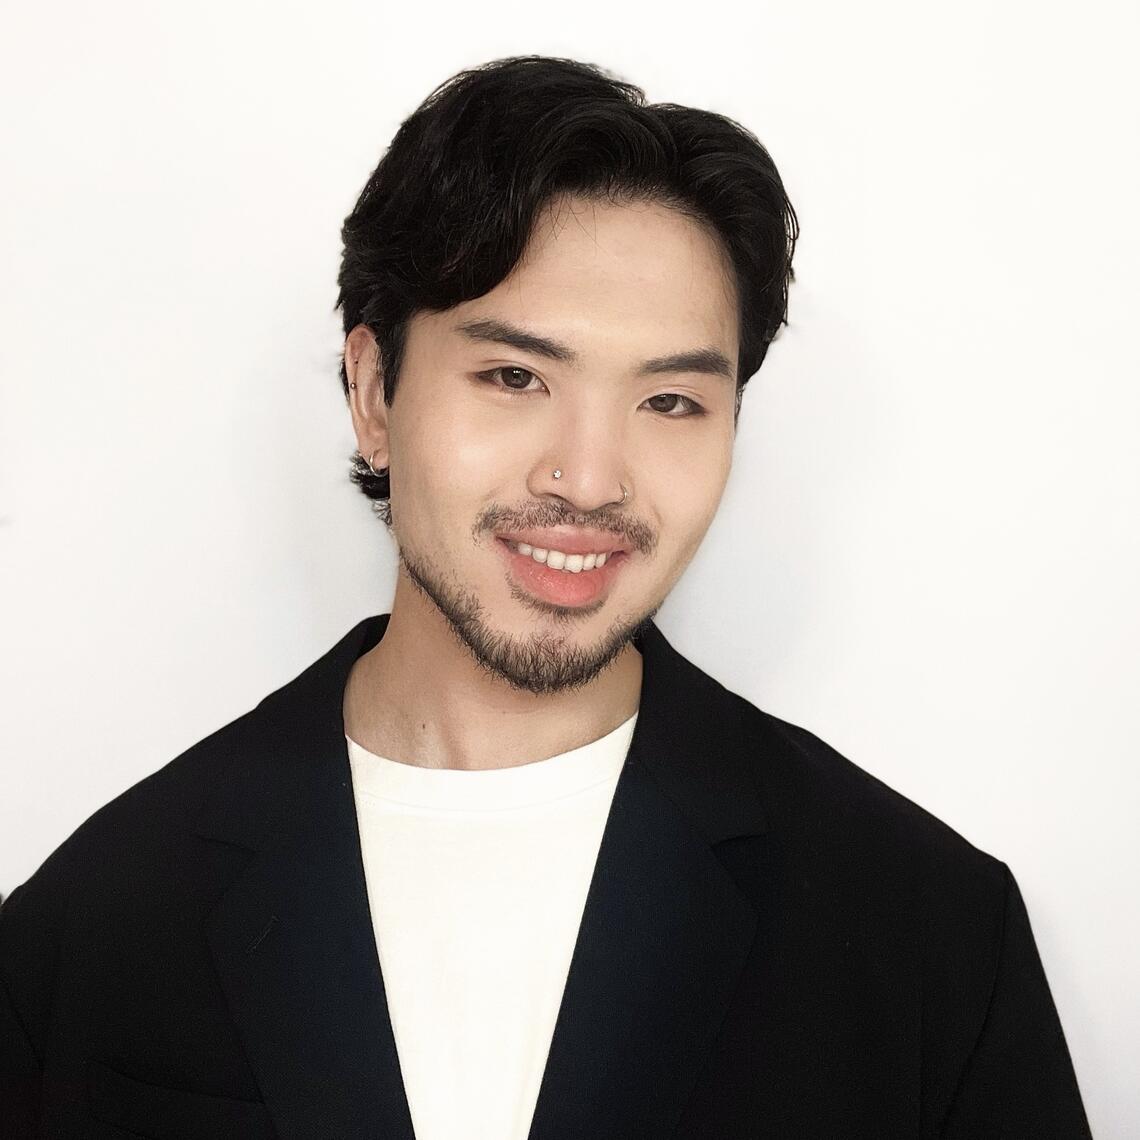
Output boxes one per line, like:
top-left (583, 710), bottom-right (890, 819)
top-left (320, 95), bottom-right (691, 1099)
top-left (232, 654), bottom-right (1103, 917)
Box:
top-left (527, 406), bottom-right (630, 514)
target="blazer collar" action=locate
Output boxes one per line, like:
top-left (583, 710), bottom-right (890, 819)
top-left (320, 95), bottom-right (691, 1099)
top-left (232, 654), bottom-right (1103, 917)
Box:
top-left (198, 613), bottom-right (768, 1138)
top-left (196, 613), bottom-right (767, 851)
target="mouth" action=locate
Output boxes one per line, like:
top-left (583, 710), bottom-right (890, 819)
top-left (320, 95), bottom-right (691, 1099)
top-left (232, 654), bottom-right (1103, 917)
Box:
top-left (495, 538), bottom-right (629, 608)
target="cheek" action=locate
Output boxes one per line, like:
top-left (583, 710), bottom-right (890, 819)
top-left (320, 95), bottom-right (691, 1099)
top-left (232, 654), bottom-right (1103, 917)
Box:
top-left (649, 423), bottom-right (732, 495)
top-left (395, 390), bottom-right (525, 504)
top-left (657, 433), bottom-right (733, 552)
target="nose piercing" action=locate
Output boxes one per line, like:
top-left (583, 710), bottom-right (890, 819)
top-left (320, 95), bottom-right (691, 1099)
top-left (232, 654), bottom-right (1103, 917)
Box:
top-left (552, 469), bottom-right (628, 505)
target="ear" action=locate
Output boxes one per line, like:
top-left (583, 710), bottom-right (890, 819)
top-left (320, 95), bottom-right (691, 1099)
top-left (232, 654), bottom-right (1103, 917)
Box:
top-left (345, 324), bottom-right (390, 471)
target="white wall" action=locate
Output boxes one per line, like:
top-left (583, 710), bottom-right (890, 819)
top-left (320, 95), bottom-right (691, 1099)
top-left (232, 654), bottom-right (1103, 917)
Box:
top-left (2, 1), bottom-right (1135, 1132)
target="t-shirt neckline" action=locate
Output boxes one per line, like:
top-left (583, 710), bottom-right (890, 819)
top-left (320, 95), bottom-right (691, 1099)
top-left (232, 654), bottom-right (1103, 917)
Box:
top-left (346, 711), bottom-right (639, 812)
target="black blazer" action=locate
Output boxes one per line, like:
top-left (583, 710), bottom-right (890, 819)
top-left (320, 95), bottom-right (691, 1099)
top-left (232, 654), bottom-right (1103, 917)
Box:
top-left (1, 613), bottom-right (1091, 1138)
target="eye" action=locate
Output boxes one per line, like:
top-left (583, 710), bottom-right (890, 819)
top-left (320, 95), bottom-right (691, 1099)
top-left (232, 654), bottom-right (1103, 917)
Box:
top-left (477, 366), bottom-right (544, 392)
top-left (644, 393), bottom-right (705, 418)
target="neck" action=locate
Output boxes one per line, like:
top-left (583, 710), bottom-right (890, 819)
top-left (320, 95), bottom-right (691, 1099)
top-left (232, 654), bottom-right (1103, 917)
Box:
top-left (342, 574), bottom-right (643, 771)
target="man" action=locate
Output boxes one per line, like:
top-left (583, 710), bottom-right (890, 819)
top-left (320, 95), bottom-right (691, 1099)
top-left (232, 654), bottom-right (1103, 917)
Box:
top-left (1, 55), bottom-right (1090, 1139)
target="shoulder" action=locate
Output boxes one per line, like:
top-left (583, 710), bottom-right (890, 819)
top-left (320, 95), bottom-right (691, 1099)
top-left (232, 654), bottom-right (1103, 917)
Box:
top-left (0, 703), bottom-right (273, 1070)
top-left (3, 616), bottom-right (376, 915)
top-left (725, 686), bottom-right (1011, 917)
top-left (1, 705), bottom-right (254, 936)
top-left (645, 619), bottom-right (1008, 914)
top-left (714, 687), bottom-right (1017, 1037)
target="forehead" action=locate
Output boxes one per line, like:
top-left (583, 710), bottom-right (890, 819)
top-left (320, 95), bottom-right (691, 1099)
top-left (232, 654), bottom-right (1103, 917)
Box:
top-left (446, 195), bottom-right (739, 359)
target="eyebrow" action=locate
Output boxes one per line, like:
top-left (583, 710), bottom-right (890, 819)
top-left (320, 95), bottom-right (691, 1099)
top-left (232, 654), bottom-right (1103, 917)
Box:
top-left (453, 317), bottom-right (735, 382)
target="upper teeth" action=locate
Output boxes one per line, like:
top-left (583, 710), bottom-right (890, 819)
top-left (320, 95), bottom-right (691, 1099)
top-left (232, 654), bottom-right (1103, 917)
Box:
top-left (510, 541), bottom-right (611, 573)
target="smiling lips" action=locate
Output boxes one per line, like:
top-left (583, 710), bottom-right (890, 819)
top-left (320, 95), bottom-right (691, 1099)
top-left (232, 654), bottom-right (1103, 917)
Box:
top-left (496, 537), bottom-right (628, 607)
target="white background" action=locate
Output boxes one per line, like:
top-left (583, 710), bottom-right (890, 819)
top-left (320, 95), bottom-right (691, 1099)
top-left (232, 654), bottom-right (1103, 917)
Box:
top-left (1, 1), bottom-right (1136, 1132)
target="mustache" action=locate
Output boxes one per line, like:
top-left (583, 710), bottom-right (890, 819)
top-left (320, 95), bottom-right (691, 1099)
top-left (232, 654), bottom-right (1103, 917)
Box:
top-left (476, 503), bottom-right (657, 557)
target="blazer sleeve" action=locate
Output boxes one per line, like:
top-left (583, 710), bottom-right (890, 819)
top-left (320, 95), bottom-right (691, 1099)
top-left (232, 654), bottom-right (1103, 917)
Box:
top-left (941, 864), bottom-right (1092, 1139)
top-left (0, 885), bottom-right (49, 1139)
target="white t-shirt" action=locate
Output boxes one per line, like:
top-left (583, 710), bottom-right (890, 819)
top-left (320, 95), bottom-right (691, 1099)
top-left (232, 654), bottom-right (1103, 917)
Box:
top-left (346, 711), bottom-right (638, 1140)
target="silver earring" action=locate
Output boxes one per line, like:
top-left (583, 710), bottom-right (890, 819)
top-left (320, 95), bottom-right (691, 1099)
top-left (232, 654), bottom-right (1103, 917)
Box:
top-left (366, 449), bottom-right (388, 477)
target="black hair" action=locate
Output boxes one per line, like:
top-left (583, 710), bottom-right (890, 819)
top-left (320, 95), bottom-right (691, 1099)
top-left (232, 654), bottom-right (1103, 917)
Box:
top-left (336, 55), bottom-right (798, 522)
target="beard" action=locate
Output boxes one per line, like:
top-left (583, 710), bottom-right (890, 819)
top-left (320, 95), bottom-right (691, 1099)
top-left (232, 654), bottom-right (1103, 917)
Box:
top-left (397, 541), bottom-right (658, 696)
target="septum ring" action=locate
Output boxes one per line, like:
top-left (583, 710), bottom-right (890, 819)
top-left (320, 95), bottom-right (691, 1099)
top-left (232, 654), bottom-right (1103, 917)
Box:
top-left (553, 469), bottom-right (628, 505)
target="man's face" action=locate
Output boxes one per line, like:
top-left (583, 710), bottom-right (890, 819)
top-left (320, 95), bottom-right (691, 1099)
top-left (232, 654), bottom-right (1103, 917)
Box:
top-left (353, 195), bottom-right (740, 693)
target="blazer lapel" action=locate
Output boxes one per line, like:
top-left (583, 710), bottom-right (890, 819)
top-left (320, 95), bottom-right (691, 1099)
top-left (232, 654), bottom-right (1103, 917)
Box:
top-left (526, 618), bottom-right (768, 1139)
top-left (195, 613), bottom-right (768, 1140)
top-left (197, 615), bottom-right (415, 1140)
